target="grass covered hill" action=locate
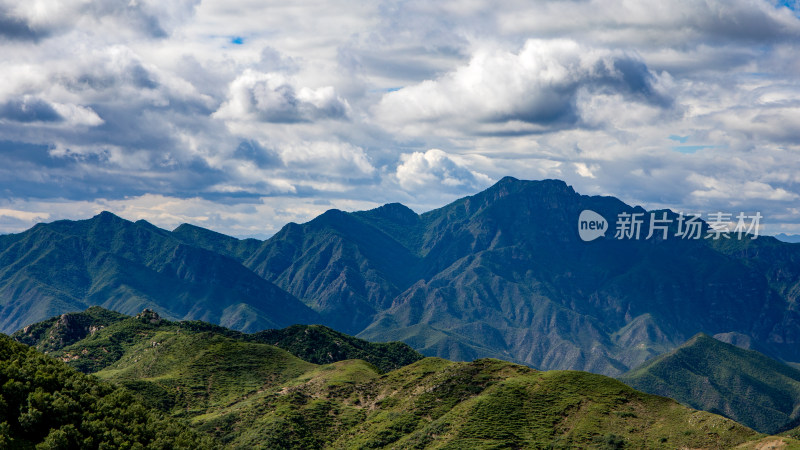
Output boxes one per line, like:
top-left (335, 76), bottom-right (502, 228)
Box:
top-left (620, 333), bottom-right (800, 435)
top-left (193, 357), bottom-right (770, 449)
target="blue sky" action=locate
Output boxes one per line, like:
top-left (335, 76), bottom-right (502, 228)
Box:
top-left (1, 0), bottom-right (800, 238)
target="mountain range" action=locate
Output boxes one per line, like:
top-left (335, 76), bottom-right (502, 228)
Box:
top-left (2, 177), bottom-right (800, 379)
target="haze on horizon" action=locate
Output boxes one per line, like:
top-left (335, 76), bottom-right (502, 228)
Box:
top-left (1, 0), bottom-right (800, 238)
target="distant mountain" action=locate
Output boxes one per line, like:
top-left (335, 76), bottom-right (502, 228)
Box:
top-left (11, 311), bottom-right (780, 449)
top-left (774, 233), bottom-right (800, 244)
top-left (0, 211), bottom-right (319, 333)
top-left (620, 333), bottom-right (800, 434)
top-left (0, 333), bottom-right (212, 448)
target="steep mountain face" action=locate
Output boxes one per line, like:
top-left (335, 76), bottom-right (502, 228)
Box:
top-left (242, 207), bottom-right (422, 334)
top-left (240, 177), bottom-right (800, 376)
top-left (620, 333), bottom-right (800, 435)
top-left (0, 212), bottom-right (319, 333)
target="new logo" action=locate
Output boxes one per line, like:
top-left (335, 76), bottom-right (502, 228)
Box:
top-left (578, 210), bottom-right (608, 242)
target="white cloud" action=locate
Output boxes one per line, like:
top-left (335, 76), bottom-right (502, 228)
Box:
top-left (50, 102), bottom-right (104, 126)
top-left (0, 208), bottom-right (49, 222)
top-left (214, 70), bottom-right (350, 124)
top-left (375, 39), bottom-right (669, 136)
top-left (688, 174), bottom-right (799, 202)
top-left (496, 0), bottom-right (800, 45)
top-left (278, 141), bottom-right (374, 177)
top-left (395, 149), bottom-right (491, 193)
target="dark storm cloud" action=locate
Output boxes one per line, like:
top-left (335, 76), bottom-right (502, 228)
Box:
top-left (0, 9), bottom-right (46, 41)
top-left (0, 98), bottom-right (63, 123)
top-left (0, 140), bottom-right (228, 201)
top-left (233, 141), bottom-right (282, 169)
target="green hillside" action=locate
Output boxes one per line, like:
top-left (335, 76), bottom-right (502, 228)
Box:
top-left (95, 328), bottom-right (316, 417)
top-left (620, 333), bottom-right (800, 434)
top-left (100, 346), bottom-right (772, 449)
top-left (12, 307), bottom-right (423, 375)
top-left (0, 333), bottom-right (213, 449)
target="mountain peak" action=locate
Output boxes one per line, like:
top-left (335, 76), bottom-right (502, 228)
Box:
top-left (491, 176), bottom-right (570, 190)
top-left (684, 332), bottom-right (714, 345)
top-left (496, 175), bottom-right (520, 184)
top-left (358, 202), bottom-right (419, 225)
top-left (478, 177), bottom-right (576, 203)
top-left (93, 210), bottom-right (123, 220)
top-left (84, 210), bottom-right (131, 229)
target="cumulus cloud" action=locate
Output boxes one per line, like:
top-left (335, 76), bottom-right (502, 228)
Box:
top-left (0, 0), bottom-right (199, 39)
top-left (395, 149), bottom-right (491, 193)
top-left (0, 7), bottom-right (45, 41)
top-left (496, 0), bottom-right (800, 46)
top-left (375, 39), bottom-right (670, 136)
top-left (214, 70), bottom-right (350, 124)
top-left (278, 141), bottom-right (374, 176)
top-left (0, 97), bottom-right (103, 127)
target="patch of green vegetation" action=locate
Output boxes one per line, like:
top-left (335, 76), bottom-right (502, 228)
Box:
top-left (94, 330), bottom-right (315, 417)
top-left (250, 324), bottom-right (423, 373)
top-left (183, 355), bottom-right (764, 449)
top-left (0, 333), bottom-right (214, 449)
top-left (15, 308), bottom-right (420, 378)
